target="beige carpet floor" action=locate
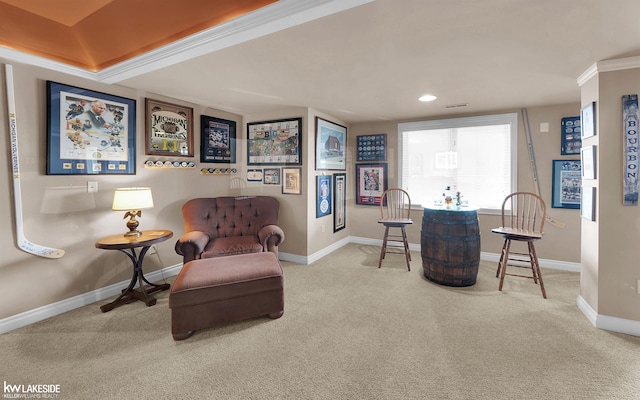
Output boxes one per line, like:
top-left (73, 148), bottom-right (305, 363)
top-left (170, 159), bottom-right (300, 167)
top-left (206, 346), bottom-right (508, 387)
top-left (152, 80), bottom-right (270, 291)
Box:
top-left (1, 243), bottom-right (639, 399)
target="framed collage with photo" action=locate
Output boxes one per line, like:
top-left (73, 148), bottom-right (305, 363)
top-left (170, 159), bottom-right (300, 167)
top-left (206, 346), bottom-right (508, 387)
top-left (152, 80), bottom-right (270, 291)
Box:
top-left (551, 160), bottom-right (581, 209)
top-left (145, 98), bottom-right (194, 157)
top-left (263, 168), bottom-right (281, 185)
top-left (247, 118), bottom-right (302, 165)
top-left (200, 115), bottom-right (236, 163)
top-left (333, 173), bottom-right (346, 232)
top-left (316, 175), bottom-right (332, 218)
top-left (560, 116), bottom-right (581, 155)
top-left (315, 117), bottom-right (346, 170)
top-left (356, 163), bottom-right (387, 206)
top-left (46, 81), bottom-right (136, 175)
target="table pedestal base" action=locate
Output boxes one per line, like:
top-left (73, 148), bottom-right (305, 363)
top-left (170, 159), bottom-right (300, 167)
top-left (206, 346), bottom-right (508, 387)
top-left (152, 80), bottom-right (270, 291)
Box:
top-left (101, 282), bottom-right (170, 312)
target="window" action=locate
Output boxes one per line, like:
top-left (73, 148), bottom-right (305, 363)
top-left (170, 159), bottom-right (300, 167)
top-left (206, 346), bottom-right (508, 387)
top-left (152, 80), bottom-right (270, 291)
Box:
top-left (398, 113), bottom-right (518, 212)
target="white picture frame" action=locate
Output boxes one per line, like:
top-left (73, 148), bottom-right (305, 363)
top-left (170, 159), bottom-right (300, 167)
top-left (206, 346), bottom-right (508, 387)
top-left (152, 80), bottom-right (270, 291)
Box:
top-left (581, 145), bottom-right (597, 180)
top-left (581, 101), bottom-right (596, 139)
top-left (581, 186), bottom-right (596, 221)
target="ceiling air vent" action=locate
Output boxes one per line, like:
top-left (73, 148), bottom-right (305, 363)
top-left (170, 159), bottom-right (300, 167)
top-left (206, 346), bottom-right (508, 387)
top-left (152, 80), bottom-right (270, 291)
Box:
top-left (444, 103), bottom-right (469, 109)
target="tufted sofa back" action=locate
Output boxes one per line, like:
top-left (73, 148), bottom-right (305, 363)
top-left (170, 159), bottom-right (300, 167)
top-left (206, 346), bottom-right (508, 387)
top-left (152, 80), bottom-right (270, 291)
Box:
top-left (181, 196), bottom-right (279, 239)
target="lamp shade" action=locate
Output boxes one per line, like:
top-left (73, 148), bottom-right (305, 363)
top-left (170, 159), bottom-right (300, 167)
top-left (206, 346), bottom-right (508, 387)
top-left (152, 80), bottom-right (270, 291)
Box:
top-left (112, 187), bottom-right (154, 211)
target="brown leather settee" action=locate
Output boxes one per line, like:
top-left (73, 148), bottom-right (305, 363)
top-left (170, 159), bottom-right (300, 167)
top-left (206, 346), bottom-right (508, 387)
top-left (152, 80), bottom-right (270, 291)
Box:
top-left (175, 196), bottom-right (285, 263)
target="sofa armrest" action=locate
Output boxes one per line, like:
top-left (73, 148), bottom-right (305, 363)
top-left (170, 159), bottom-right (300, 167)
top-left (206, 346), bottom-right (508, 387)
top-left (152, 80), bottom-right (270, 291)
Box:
top-left (175, 231), bottom-right (210, 263)
top-left (258, 225), bottom-right (285, 256)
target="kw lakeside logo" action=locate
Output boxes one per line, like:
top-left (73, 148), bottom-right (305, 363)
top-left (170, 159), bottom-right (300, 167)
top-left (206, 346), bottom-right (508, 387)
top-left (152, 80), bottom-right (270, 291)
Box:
top-left (3, 381), bottom-right (61, 398)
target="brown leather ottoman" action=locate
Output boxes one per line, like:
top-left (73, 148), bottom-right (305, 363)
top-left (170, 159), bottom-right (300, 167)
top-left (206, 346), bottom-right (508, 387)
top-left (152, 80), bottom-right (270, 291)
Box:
top-left (169, 252), bottom-right (284, 340)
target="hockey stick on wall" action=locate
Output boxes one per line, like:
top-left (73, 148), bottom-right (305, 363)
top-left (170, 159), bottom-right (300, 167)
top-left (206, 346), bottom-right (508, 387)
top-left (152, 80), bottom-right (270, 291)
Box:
top-left (521, 107), bottom-right (565, 229)
top-left (5, 64), bottom-right (65, 258)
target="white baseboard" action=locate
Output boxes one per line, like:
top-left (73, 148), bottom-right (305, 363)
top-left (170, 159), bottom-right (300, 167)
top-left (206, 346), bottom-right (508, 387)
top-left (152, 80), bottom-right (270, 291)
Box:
top-left (1, 238), bottom-right (630, 336)
top-left (577, 295), bottom-right (640, 337)
top-left (0, 263), bottom-right (183, 335)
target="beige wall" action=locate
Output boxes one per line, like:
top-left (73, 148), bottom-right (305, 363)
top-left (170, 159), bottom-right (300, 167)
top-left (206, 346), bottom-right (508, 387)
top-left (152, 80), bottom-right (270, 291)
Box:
top-left (580, 66), bottom-right (640, 322)
top-left (348, 104), bottom-right (583, 264)
top-left (0, 60), bottom-right (586, 323)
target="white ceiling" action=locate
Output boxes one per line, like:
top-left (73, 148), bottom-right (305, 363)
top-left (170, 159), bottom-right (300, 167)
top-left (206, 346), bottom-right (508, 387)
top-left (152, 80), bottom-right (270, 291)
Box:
top-left (6, 0), bottom-right (640, 124)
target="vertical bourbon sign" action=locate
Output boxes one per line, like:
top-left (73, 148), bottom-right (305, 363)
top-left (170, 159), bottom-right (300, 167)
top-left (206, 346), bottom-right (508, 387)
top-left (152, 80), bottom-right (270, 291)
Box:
top-left (623, 94), bottom-right (639, 206)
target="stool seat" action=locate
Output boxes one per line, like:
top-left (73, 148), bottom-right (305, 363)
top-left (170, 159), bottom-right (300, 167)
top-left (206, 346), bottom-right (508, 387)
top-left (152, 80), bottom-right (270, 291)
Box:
top-left (169, 252), bottom-right (284, 340)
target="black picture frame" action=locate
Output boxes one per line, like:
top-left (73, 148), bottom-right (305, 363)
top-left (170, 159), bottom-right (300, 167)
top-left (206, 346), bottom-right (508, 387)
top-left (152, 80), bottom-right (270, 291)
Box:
top-left (316, 175), bottom-right (332, 218)
top-left (560, 116), bottom-right (581, 155)
top-left (200, 115), bottom-right (236, 163)
top-left (263, 168), bottom-right (281, 185)
top-left (551, 160), bottom-right (581, 209)
top-left (357, 134), bottom-right (387, 161)
top-left (46, 81), bottom-right (136, 175)
top-left (315, 117), bottom-right (347, 170)
top-left (247, 117), bottom-right (302, 165)
top-left (356, 163), bottom-right (387, 206)
top-left (333, 173), bottom-right (346, 231)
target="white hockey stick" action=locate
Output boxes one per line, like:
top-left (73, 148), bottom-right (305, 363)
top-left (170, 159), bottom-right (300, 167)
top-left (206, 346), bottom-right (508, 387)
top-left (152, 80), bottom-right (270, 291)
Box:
top-left (521, 108), bottom-right (565, 229)
top-left (5, 64), bottom-right (65, 258)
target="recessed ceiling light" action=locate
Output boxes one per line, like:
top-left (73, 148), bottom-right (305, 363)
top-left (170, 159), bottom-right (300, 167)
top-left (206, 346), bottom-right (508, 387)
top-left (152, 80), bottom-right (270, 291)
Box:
top-left (418, 94), bottom-right (437, 102)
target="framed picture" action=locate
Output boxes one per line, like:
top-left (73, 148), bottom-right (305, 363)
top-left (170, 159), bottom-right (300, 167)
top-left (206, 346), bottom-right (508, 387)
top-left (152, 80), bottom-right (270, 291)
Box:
top-left (282, 167), bottom-right (302, 195)
top-left (316, 175), bottom-right (332, 218)
top-left (356, 163), bottom-right (387, 206)
top-left (581, 145), bottom-right (597, 180)
top-left (263, 168), bottom-right (281, 185)
top-left (247, 117), bottom-right (302, 165)
top-left (551, 160), bottom-right (581, 209)
top-left (46, 81), bottom-right (136, 175)
top-left (581, 186), bottom-right (596, 221)
top-left (247, 169), bottom-right (263, 182)
top-left (623, 94), bottom-right (639, 206)
top-left (560, 116), bottom-right (581, 155)
top-left (333, 173), bottom-right (346, 232)
top-left (145, 98), bottom-right (194, 157)
top-left (357, 134), bottom-right (387, 161)
top-left (315, 117), bottom-right (347, 170)
top-left (581, 101), bottom-right (596, 139)
top-left (200, 115), bottom-right (236, 163)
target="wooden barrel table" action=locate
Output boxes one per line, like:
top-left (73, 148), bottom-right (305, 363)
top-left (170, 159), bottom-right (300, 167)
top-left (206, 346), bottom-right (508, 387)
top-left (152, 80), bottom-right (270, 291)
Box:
top-left (421, 206), bottom-right (480, 287)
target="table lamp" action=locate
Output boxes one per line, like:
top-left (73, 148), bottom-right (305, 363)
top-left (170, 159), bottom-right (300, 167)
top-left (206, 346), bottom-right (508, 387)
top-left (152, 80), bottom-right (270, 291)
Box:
top-left (112, 187), bottom-right (154, 237)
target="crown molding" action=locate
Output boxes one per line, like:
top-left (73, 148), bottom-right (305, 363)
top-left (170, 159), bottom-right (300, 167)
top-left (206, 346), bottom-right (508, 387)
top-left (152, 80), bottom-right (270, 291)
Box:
top-left (577, 55), bottom-right (640, 86)
top-left (97, 0), bottom-right (374, 84)
top-left (0, 0), bottom-right (374, 84)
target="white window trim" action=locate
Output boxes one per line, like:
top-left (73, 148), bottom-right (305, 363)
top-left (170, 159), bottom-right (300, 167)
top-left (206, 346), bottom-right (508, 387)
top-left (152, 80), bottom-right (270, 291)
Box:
top-left (397, 113), bottom-right (518, 214)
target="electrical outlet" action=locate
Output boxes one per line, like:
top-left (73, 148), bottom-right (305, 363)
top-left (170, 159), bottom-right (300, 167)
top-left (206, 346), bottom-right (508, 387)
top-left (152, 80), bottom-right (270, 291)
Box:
top-left (87, 181), bottom-right (98, 193)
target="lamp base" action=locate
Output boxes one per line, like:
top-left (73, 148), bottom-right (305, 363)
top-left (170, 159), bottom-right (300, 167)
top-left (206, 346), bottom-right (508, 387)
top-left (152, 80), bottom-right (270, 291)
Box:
top-left (124, 230), bottom-right (142, 237)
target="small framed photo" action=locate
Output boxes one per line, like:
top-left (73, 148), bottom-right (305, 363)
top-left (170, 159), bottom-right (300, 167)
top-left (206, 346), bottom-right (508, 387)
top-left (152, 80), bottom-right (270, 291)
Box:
top-left (356, 163), bottom-right (387, 206)
top-left (46, 81), bottom-right (136, 175)
top-left (316, 175), bottom-right (332, 218)
top-left (581, 145), bottom-right (597, 180)
top-left (581, 102), bottom-right (596, 139)
top-left (315, 117), bottom-right (347, 170)
top-left (247, 117), bottom-right (302, 165)
top-left (282, 167), bottom-right (302, 195)
top-left (200, 115), bottom-right (236, 163)
top-left (333, 173), bottom-right (346, 232)
top-left (581, 186), bottom-right (596, 221)
top-left (263, 168), bottom-right (281, 185)
top-left (560, 116), bottom-right (581, 155)
top-left (247, 169), bottom-right (263, 182)
top-left (551, 160), bottom-right (581, 209)
top-left (145, 98), bottom-right (194, 157)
